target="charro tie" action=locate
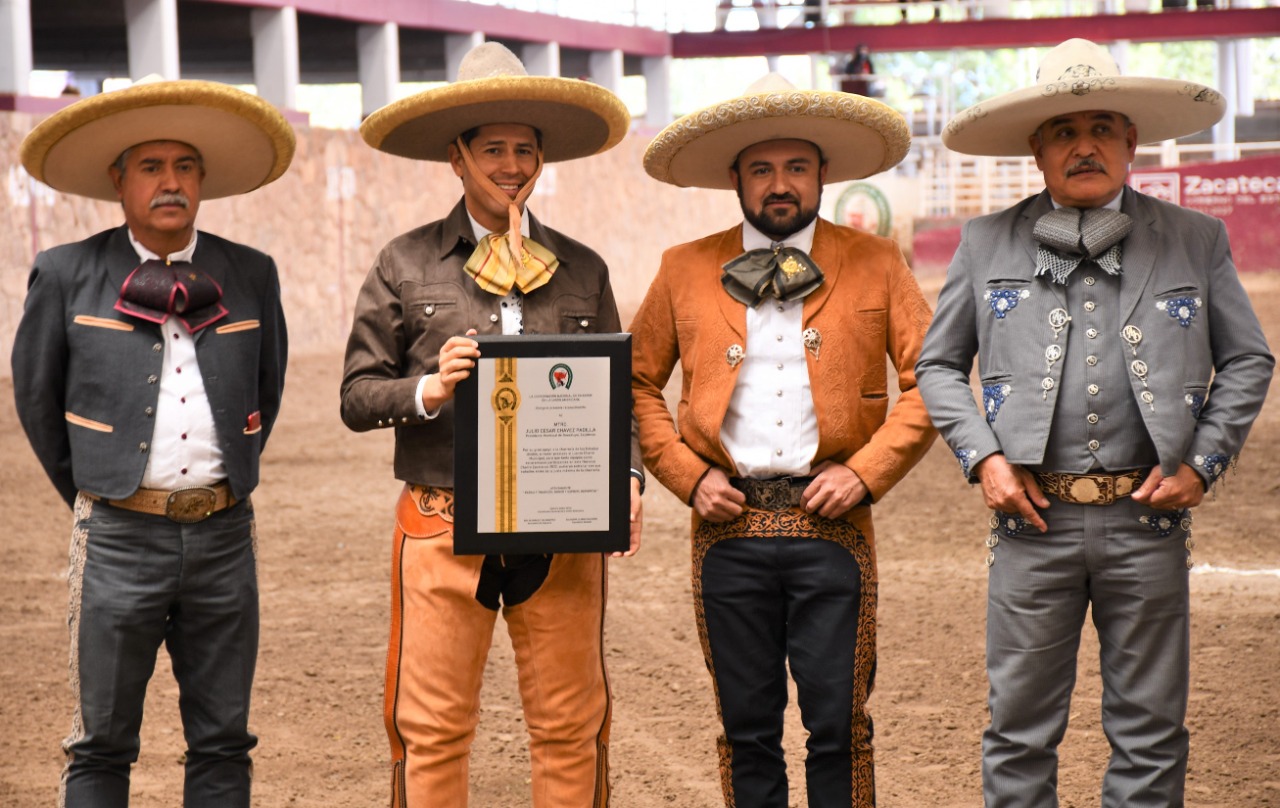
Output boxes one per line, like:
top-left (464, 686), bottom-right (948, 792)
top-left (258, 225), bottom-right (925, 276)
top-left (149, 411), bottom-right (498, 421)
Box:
top-left (115, 259), bottom-right (228, 333)
top-left (721, 242), bottom-right (824, 307)
top-left (1033, 206), bottom-right (1133, 284)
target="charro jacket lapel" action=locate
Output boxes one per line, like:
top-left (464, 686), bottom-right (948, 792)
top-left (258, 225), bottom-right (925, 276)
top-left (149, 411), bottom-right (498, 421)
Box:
top-left (802, 219), bottom-right (838, 325)
top-left (1117, 187), bottom-right (1158, 323)
top-left (714, 225), bottom-right (748, 341)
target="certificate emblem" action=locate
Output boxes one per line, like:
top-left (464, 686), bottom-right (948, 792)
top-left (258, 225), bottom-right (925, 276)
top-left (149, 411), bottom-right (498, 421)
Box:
top-left (549, 363), bottom-right (574, 390)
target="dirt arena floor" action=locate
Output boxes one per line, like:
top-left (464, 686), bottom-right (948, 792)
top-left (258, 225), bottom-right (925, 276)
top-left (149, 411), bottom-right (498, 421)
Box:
top-left (2, 274), bottom-right (1278, 808)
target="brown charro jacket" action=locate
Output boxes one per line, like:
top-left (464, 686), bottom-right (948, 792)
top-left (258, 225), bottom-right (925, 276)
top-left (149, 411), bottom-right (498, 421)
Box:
top-left (630, 217), bottom-right (937, 515)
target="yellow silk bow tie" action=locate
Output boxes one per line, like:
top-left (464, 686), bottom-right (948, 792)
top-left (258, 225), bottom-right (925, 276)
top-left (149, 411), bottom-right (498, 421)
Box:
top-left (463, 232), bottom-right (559, 296)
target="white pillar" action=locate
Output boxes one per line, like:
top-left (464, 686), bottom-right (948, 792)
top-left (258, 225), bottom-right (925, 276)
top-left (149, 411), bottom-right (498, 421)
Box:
top-left (251, 7), bottom-right (299, 110)
top-left (1213, 40), bottom-right (1237, 161)
top-left (642, 55), bottom-right (670, 128)
top-left (124, 0), bottom-right (180, 80)
top-left (588, 48), bottom-right (623, 95)
top-left (444, 32), bottom-right (484, 81)
top-left (1232, 39), bottom-right (1253, 117)
top-left (0, 0), bottom-right (31, 95)
top-left (358, 22), bottom-right (399, 116)
top-left (523, 41), bottom-right (560, 77)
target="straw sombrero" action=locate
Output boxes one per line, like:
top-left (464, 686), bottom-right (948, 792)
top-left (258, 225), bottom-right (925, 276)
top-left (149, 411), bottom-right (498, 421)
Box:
top-left (643, 73), bottom-right (911, 190)
top-left (942, 38), bottom-right (1225, 157)
top-left (361, 42), bottom-right (630, 163)
top-left (20, 77), bottom-right (295, 201)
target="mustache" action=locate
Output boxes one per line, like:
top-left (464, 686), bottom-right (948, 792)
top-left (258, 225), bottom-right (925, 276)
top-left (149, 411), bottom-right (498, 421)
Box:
top-left (1066, 159), bottom-right (1106, 177)
top-left (150, 192), bottom-right (189, 209)
top-left (762, 193), bottom-right (800, 206)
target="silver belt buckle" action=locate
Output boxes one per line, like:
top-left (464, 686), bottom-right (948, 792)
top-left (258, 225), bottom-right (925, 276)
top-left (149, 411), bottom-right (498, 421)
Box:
top-left (165, 487), bottom-right (218, 523)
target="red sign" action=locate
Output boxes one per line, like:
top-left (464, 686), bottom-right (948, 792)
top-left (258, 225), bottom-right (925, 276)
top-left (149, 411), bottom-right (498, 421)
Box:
top-left (1130, 154), bottom-right (1280, 273)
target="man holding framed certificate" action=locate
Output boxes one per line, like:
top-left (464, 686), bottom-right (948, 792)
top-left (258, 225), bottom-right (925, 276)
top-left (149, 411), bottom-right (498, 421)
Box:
top-left (341, 42), bottom-right (643, 808)
top-left (631, 74), bottom-right (937, 807)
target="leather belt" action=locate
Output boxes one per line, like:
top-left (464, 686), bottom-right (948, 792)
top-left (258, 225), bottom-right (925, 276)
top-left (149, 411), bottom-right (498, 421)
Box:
top-left (1034, 469), bottom-right (1143, 506)
top-left (101, 482), bottom-right (237, 523)
top-left (729, 476), bottom-right (814, 512)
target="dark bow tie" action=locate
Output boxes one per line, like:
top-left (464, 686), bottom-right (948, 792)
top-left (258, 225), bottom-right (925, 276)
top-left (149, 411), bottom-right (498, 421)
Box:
top-left (722, 244), bottom-right (825, 307)
top-left (115, 259), bottom-right (228, 333)
top-left (1033, 206), bottom-right (1133, 284)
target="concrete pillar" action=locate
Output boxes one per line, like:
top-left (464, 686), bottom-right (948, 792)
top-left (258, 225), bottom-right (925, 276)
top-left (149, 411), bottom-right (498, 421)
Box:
top-left (642, 55), bottom-right (670, 128)
top-left (124, 0), bottom-right (180, 80)
top-left (1, 0), bottom-right (32, 95)
top-left (588, 49), bottom-right (623, 95)
top-left (523, 41), bottom-right (560, 77)
top-left (1213, 40), bottom-right (1237, 161)
top-left (445, 32), bottom-right (484, 81)
top-left (251, 6), bottom-right (299, 110)
top-left (1233, 39), bottom-right (1253, 117)
top-left (358, 22), bottom-right (399, 117)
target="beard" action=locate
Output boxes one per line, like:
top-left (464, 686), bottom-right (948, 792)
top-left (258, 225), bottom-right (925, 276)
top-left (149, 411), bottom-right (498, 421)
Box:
top-left (737, 187), bottom-right (822, 241)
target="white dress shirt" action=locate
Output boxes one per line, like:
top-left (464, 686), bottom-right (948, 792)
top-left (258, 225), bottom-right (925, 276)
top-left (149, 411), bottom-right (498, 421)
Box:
top-left (719, 218), bottom-right (820, 479)
top-left (128, 229), bottom-right (227, 490)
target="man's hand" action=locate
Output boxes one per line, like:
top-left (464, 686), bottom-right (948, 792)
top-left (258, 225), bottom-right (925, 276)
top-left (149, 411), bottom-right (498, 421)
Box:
top-left (422, 329), bottom-right (480, 409)
top-left (975, 454), bottom-right (1049, 533)
top-left (611, 476), bottom-right (643, 558)
top-left (1131, 463), bottom-right (1205, 510)
top-left (692, 467), bottom-right (745, 523)
top-left (801, 461), bottom-right (868, 520)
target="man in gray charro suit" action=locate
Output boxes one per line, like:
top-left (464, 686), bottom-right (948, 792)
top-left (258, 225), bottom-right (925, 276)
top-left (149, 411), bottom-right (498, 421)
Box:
top-left (915, 39), bottom-right (1273, 808)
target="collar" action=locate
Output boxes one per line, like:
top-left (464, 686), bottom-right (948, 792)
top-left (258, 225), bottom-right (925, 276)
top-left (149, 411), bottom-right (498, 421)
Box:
top-left (1049, 187), bottom-right (1125, 213)
top-left (741, 216), bottom-right (817, 254)
top-left (466, 205), bottom-right (531, 244)
top-left (127, 228), bottom-right (198, 263)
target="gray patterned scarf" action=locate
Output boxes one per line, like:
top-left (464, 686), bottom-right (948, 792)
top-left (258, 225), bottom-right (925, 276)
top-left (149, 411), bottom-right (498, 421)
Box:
top-left (1033, 206), bottom-right (1133, 284)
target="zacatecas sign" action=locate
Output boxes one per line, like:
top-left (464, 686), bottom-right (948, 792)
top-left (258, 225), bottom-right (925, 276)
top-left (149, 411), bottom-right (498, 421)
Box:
top-left (1130, 154), bottom-right (1280, 273)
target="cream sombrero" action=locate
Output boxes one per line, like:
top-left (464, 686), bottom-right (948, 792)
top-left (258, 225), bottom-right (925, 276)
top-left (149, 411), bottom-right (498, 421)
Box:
top-left (361, 42), bottom-right (630, 162)
top-left (644, 73), bottom-right (911, 190)
top-left (20, 77), bottom-right (295, 201)
top-left (943, 38), bottom-right (1225, 157)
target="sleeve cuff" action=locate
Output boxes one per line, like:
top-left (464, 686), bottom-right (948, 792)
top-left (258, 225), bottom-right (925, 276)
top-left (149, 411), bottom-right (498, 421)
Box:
top-left (414, 374), bottom-right (442, 421)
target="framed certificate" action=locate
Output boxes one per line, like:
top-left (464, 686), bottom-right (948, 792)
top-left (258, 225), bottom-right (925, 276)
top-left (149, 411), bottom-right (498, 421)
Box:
top-left (453, 333), bottom-right (632, 555)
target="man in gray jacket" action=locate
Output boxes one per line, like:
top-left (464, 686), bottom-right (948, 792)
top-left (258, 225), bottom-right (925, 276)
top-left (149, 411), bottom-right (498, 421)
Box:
top-left (916, 39), bottom-right (1273, 808)
top-left (13, 78), bottom-right (293, 807)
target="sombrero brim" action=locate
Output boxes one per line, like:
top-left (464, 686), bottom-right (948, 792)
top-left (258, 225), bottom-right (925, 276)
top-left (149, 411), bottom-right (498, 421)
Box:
top-left (20, 80), bottom-right (296, 201)
top-left (644, 90), bottom-right (911, 190)
top-left (360, 76), bottom-right (631, 163)
top-left (942, 76), bottom-right (1225, 157)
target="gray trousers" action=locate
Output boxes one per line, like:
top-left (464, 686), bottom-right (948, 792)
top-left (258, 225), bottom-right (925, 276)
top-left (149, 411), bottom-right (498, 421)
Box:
top-left (983, 496), bottom-right (1192, 808)
top-left (61, 494), bottom-right (259, 808)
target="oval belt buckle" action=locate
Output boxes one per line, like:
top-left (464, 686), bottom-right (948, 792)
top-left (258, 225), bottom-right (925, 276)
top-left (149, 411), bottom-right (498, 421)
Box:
top-left (166, 486), bottom-right (218, 523)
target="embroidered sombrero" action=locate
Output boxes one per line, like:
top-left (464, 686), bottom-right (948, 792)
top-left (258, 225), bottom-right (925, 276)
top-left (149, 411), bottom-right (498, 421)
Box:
top-left (361, 42), bottom-right (630, 162)
top-left (643, 72), bottom-right (911, 190)
top-left (20, 76), bottom-right (296, 201)
top-left (942, 38), bottom-right (1225, 157)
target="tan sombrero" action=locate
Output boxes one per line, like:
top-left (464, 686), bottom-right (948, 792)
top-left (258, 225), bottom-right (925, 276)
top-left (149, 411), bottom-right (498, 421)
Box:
top-left (643, 73), bottom-right (911, 190)
top-left (361, 42), bottom-right (630, 162)
top-left (943, 38), bottom-right (1225, 157)
top-left (20, 77), bottom-right (295, 201)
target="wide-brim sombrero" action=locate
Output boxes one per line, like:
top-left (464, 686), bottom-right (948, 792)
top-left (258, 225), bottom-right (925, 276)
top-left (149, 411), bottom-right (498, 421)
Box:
top-left (20, 77), bottom-right (296, 201)
top-left (942, 38), bottom-right (1225, 157)
top-left (643, 72), bottom-right (911, 190)
top-left (361, 42), bottom-right (630, 163)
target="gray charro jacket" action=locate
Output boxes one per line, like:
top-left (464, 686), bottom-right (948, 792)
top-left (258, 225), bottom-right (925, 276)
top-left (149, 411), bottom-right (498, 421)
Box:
top-left (340, 197), bottom-right (643, 488)
top-left (12, 225), bottom-right (288, 507)
top-left (915, 187), bottom-right (1273, 487)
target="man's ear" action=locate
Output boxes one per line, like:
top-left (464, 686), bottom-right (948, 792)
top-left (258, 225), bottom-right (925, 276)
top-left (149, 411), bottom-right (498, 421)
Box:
top-left (447, 143), bottom-right (465, 180)
top-left (108, 167), bottom-right (124, 199)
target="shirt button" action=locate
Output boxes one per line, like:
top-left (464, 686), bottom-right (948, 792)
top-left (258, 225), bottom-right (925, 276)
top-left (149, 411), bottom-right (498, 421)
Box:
top-left (776, 389), bottom-right (783, 397)
top-left (776, 362), bottom-right (784, 370)
top-left (1086, 328), bottom-right (1099, 339)
top-left (489, 313), bottom-right (499, 323)
top-left (775, 448), bottom-right (783, 456)
top-left (1084, 276), bottom-right (1096, 286)
top-left (181, 432), bottom-right (187, 440)
top-left (1083, 301), bottom-right (1096, 312)
top-left (139, 442), bottom-right (148, 453)
top-left (776, 419), bottom-right (783, 426)
top-left (1088, 439), bottom-right (1101, 450)
top-left (1088, 384), bottom-right (1100, 395)
top-left (1087, 413), bottom-right (1100, 424)
top-left (1086, 355), bottom-right (1098, 366)
top-left (776, 334), bottom-right (784, 342)
top-left (776, 304), bottom-right (784, 312)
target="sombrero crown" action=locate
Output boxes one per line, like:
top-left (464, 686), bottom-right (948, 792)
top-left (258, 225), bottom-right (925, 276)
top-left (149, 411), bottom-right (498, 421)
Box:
top-left (644, 72), bottom-right (911, 190)
top-left (361, 42), bottom-right (630, 163)
top-left (942, 38), bottom-right (1225, 157)
top-left (20, 76), bottom-right (295, 201)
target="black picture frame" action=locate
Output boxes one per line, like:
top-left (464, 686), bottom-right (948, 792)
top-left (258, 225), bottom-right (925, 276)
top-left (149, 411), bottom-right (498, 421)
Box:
top-left (453, 333), bottom-right (632, 554)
